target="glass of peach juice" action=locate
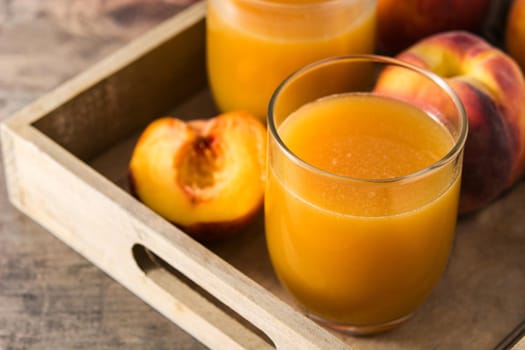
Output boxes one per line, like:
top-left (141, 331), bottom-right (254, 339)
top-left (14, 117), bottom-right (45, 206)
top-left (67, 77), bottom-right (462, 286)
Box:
top-left (206, 0), bottom-right (376, 120)
top-left (265, 55), bottom-right (468, 334)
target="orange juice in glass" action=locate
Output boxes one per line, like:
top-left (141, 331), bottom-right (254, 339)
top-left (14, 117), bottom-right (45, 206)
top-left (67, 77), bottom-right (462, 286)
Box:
top-left (206, 0), bottom-right (376, 120)
top-left (266, 55), bottom-right (468, 334)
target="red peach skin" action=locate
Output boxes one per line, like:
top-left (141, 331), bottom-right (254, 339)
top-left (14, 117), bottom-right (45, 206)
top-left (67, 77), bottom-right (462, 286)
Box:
top-left (375, 31), bottom-right (525, 213)
top-left (377, 0), bottom-right (491, 55)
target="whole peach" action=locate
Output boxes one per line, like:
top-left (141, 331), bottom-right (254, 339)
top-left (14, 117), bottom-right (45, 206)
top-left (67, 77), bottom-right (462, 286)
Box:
top-left (506, 0), bottom-right (525, 72)
top-left (375, 31), bottom-right (525, 213)
top-left (377, 0), bottom-right (492, 55)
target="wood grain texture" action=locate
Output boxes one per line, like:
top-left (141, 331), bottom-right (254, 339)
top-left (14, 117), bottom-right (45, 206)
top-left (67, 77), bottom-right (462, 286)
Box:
top-left (0, 1), bottom-right (205, 349)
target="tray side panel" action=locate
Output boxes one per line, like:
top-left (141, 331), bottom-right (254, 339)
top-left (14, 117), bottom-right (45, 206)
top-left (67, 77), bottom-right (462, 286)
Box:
top-left (32, 13), bottom-right (206, 162)
top-left (2, 115), bottom-right (354, 349)
top-left (0, 124), bottom-right (278, 350)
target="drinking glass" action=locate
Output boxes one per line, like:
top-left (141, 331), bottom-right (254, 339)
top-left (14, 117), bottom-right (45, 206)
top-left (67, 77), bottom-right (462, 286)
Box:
top-left (265, 55), bottom-right (468, 334)
top-left (206, 0), bottom-right (376, 120)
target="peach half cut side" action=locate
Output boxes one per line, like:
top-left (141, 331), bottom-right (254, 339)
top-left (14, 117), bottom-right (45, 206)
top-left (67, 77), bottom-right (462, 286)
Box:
top-left (129, 111), bottom-right (266, 241)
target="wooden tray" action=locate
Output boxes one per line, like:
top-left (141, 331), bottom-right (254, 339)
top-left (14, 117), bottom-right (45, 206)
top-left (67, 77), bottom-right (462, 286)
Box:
top-left (1, 2), bottom-right (524, 349)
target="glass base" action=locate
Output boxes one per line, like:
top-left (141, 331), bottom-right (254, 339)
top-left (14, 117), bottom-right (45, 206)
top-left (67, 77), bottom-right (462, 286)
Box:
top-left (307, 312), bottom-right (414, 336)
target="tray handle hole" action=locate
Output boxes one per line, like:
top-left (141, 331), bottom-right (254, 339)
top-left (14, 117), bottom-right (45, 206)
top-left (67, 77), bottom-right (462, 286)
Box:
top-left (132, 243), bottom-right (276, 349)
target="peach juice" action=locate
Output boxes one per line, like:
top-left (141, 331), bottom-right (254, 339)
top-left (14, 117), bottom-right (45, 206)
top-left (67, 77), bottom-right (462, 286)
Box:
top-left (266, 89), bottom-right (465, 333)
top-left (206, 0), bottom-right (376, 120)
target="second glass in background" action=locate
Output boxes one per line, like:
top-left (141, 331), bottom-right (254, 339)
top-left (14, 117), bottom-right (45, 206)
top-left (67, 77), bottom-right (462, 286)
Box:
top-left (206, 0), bottom-right (376, 120)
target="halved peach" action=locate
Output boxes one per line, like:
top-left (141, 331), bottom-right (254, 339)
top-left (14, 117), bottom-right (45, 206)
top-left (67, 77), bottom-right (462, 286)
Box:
top-left (129, 111), bottom-right (266, 241)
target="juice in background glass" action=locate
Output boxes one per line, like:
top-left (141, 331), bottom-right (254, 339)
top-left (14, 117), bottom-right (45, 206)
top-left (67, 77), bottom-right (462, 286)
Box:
top-left (206, 0), bottom-right (376, 120)
top-left (266, 56), bottom-right (468, 334)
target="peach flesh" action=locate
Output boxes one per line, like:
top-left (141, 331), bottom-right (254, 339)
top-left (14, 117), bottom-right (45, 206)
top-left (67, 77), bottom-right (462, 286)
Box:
top-left (128, 112), bottom-right (266, 241)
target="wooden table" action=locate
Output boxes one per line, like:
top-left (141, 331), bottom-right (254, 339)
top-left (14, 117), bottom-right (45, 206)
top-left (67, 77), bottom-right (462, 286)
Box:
top-left (0, 1), bottom-right (205, 348)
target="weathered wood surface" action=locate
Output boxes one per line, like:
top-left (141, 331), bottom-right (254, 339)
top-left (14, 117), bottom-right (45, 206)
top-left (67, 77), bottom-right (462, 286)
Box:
top-left (0, 1), bottom-right (205, 349)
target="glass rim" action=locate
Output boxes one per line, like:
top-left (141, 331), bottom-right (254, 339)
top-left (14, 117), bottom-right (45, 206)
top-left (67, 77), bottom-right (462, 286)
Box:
top-left (267, 54), bottom-right (469, 184)
top-left (233, 0), bottom-right (375, 12)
